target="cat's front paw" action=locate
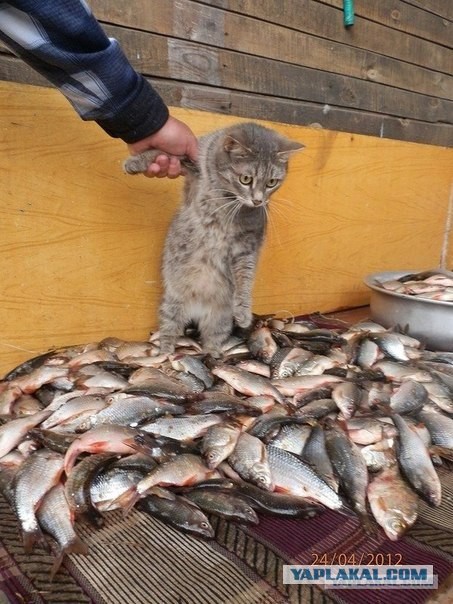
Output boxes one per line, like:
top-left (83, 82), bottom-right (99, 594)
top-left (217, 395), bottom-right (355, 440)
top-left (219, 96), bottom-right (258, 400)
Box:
top-left (233, 305), bottom-right (253, 328)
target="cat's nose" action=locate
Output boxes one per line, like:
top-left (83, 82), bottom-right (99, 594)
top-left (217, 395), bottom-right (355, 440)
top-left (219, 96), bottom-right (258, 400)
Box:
top-left (252, 198), bottom-right (263, 206)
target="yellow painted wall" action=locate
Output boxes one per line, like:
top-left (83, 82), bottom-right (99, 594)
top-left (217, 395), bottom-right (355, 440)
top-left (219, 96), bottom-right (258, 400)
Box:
top-left (1, 81), bottom-right (452, 374)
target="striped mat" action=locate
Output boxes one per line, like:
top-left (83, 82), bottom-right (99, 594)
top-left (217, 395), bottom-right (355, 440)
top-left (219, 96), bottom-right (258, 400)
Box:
top-left (0, 464), bottom-right (452, 604)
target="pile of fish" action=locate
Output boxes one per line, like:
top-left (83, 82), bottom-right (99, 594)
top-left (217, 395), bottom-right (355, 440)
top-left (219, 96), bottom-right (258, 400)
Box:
top-left (0, 314), bottom-right (452, 579)
top-left (376, 269), bottom-right (453, 302)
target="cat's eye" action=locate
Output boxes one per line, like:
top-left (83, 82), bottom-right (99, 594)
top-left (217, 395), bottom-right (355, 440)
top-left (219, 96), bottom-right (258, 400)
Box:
top-left (266, 178), bottom-right (279, 188)
top-left (239, 174), bottom-right (253, 185)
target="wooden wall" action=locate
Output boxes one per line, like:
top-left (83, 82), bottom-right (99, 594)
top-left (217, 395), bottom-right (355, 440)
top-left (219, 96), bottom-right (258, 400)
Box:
top-left (0, 0), bottom-right (452, 147)
top-left (1, 81), bottom-right (453, 376)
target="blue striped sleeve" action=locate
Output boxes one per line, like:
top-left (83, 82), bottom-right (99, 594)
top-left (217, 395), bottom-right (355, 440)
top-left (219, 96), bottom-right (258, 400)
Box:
top-left (0, 0), bottom-right (169, 142)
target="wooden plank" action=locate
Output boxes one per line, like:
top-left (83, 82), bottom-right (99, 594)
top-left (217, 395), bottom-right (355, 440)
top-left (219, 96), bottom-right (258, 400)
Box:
top-left (196, 0), bottom-right (453, 74)
top-left (318, 0), bottom-right (452, 47)
top-left (401, 0), bottom-right (453, 21)
top-left (1, 55), bottom-right (453, 148)
top-left (89, 0), bottom-right (453, 100)
top-left (96, 25), bottom-right (453, 124)
top-left (155, 80), bottom-right (453, 148)
top-left (1, 80), bottom-right (452, 376)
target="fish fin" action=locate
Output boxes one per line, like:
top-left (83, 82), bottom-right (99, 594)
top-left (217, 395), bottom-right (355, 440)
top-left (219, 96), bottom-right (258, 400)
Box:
top-left (108, 486), bottom-right (139, 516)
top-left (372, 401), bottom-right (394, 416)
top-left (273, 486), bottom-right (291, 494)
top-left (123, 433), bottom-right (162, 456)
top-left (430, 446), bottom-right (453, 461)
top-left (146, 486), bottom-right (176, 500)
top-left (359, 512), bottom-right (377, 535)
top-left (63, 439), bottom-right (83, 474)
top-left (23, 528), bottom-right (43, 554)
top-left (49, 536), bottom-right (89, 582)
top-left (335, 503), bottom-right (355, 517)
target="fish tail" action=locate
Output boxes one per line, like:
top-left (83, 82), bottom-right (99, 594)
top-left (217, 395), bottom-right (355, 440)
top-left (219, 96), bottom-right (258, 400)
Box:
top-left (23, 528), bottom-right (43, 554)
top-left (359, 512), bottom-right (376, 535)
top-left (123, 435), bottom-right (156, 456)
top-left (109, 486), bottom-right (139, 516)
top-left (49, 536), bottom-right (89, 582)
top-left (430, 445), bottom-right (453, 462)
top-left (63, 448), bottom-right (79, 475)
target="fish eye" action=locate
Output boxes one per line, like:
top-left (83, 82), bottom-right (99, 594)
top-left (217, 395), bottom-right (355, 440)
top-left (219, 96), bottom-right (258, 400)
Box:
top-left (239, 174), bottom-right (253, 185)
top-left (200, 522), bottom-right (209, 529)
top-left (266, 178), bottom-right (279, 188)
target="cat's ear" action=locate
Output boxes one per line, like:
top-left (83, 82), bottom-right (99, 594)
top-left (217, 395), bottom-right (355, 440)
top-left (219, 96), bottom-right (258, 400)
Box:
top-left (277, 138), bottom-right (305, 158)
top-left (223, 135), bottom-right (252, 158)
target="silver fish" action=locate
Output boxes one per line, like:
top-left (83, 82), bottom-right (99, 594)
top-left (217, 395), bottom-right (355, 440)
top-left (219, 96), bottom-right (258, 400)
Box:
top-left (200, 423), bottom-right (242, 469)
top-left (141, 415), bottom-right (223, 441)
top-left (369, 334), bottom-right (411, 362)
top-left (266, 445), bottom-right (343, 510)
top-left (270, 423), bottom-right (312, 456)
top-left (184, 488), bottom-right (259, 524)
top-left (118, 454), bottom-right (220, 512)
top-left (247, 326), bottom-right (278, 364)
top-left (367, 465), bottom-right (418, 541)
top-left (65, 452), bottom-right (119, 520)
top-left (324, 421), bottom-right (370, 523)
top-left (271, 375), bottom-right (343, 397)
top-left (212, 364), bottom-right (285, 403)
top-left (416, 405), bottom-right (453, 449)
top-left (169, 354), bottom-right (214, 388)
top-left (302, 424), bottom-right (338, 492)
top-left (12, 449), bottom-right (65, 552)
top-left (228, 432), bottom-right (273, 491)
top-left (392, 414), bottom-right (442, 507)
top-left (63, 425), bottom-right (140, 473)
top-left (295, 355), bottom-right (337, 376)
top-left (137, 492), bottom-right (214, 538)
top-left (91, 463), bottom-right (152, 512)
top-left (270, 347), bottom-right (313, 379)
top-left (235, 359), bottom-right (271, 378)
top-left (356, 339), bottom-right (381, 370)
top-left (372, 361), bottom-right (432, 383)
top-left (345, 417), bottom-right (396, 445)
top-left (390, 380), bottom-right (428, 414)
top-left (82, 395), bottom-right (185, 431)
top-left (40, 395), bottom-right (108, 430)
top-left (332, 382), bottom-right (362, 418)
top-left (37, 483), bottom-right (89, 579)
top-left (0, 409), bottom-right (51, 459)
top-left (361, 438), bottom-right (397, 472)
top-left (422, 377), bottom-right (453, 414)
top-left (67, 349), bottom-right (116, 368)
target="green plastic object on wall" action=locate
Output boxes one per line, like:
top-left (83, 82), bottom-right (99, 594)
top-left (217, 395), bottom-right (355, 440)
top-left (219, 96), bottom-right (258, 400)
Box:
top-left (343, 0), bottom-right (355, 27)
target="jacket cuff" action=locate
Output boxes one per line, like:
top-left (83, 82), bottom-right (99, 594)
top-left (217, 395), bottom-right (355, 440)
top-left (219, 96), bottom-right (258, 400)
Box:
top-left (95, 77), bottom-right (169, 144)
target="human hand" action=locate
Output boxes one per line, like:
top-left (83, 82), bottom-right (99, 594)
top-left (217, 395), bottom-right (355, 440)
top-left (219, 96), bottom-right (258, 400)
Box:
top-left (127, 116), bottom-right (198, 178)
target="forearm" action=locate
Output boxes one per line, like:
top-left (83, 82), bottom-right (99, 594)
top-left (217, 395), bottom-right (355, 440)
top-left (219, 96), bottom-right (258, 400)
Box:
top-left (0, 0), bottom-right (169, 142)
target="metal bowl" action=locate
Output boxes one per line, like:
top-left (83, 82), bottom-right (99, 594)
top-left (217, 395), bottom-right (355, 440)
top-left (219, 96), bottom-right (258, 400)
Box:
top-left (363, 269), bottom-right (453, 351)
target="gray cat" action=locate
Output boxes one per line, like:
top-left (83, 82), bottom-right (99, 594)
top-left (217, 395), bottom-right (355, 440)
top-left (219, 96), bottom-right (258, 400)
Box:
top-left (125, 122), bottom-right (303, 356)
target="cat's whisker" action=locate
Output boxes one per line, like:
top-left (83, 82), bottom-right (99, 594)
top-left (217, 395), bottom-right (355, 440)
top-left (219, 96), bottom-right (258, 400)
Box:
top-left (266, 210), bottom-right (284, 248)
top-left (208, 197), bottom-right (240, 217)
top-left (225, 200), bottom-right (243, 228)
top-left (273, 195), bottom-right (298, 211)
top-left (268, 203), bottom-right (286, 223)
